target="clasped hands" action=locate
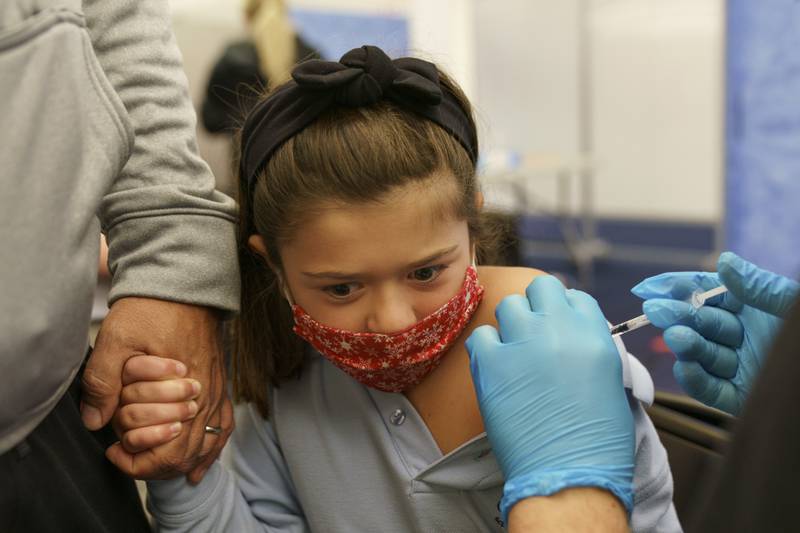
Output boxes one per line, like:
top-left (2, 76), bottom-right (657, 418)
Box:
top-left (83, 297), bottom-right (233, 482)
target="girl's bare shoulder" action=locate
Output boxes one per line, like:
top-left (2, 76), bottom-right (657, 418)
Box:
top-left (473, 266), bottom-right (548, 328)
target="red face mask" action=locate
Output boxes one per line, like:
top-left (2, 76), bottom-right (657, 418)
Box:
top-left (291, 266), bottom-right (485, 392)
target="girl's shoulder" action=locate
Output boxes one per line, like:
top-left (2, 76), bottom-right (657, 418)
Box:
top-left (472, 265), bottom-right (548, 329)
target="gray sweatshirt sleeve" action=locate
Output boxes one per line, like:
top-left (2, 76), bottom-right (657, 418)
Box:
top-left (147, 404), bottom-right (309, 532)
top-left (83, 0), bottom-right (239, 312)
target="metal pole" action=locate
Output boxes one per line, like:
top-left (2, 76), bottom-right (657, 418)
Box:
top-left (576, 0), bottom-right (597, 289)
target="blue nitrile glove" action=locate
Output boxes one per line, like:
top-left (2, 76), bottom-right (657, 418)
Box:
top-left (631, 251), bottom-right (799, 415)
top-left (466, 275), bottom-right (635, 524)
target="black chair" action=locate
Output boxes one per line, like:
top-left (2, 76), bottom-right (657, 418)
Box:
top-left (646, 391), bottom-right (735, 525)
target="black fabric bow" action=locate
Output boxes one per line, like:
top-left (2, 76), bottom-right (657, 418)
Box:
top-left (292, 46), bottom-right (442, 107)
top-left (240, 45), bottom-right (477, 191)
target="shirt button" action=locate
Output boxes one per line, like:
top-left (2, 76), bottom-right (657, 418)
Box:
top-left (475, 449), bottom-right (491, 461)
top-left (389, 408), bottom-right (406, 426)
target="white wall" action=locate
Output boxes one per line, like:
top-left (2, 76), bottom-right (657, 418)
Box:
top-left (169, 0), bottom-right (245, 195)
top-left (474, 0), bottom-right (724, 223)
top-left (168, 0), bottom-right (724, 223)
top-left (591, 0), bottom-right (724, 222)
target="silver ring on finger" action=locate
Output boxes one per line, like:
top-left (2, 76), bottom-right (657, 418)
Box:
top-left (204, 425), bottom-right (223, 435)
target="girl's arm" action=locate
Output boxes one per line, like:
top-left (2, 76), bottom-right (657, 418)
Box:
top-left (115, 356), bottom-right (310, 532)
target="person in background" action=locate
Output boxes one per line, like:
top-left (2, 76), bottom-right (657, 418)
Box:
top-left (107, 45), bottom-right (679, 532)
top-left (0, 1), bottom-right (238, 531)
top-left (201, 0), bottom-right (319, 134)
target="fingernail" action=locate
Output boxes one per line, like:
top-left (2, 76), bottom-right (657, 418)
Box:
top-left (187, 401), bottom-right (198, 417)
top-left (81, 405), bottom-right (102, 429)
top-left (190, 380), bottom-right (202, 395)
top-left (175, 362), bottom-right (188, 376)
top-left (170, 422), bottom-right (182, 436)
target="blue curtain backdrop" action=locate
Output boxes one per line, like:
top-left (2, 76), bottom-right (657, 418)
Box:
top-left (726, 1), bottom-right (800, 278)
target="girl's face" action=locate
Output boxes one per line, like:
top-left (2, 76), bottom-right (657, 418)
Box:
top-left (251, 174), bottom-right (474, 333)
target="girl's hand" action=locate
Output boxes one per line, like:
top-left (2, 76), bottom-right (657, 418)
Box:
top-left (113, 355), bottom-right (202, 453)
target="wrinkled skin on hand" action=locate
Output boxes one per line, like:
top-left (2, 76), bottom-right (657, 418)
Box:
top-left (82, 297), bottom-right (233, 482)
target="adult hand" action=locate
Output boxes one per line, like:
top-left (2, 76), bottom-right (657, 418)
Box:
top-left (632, 251), bottom-right (799, 415)
top-left (82, 297), bottom-right (234, 482)
top-left (466, 275), bottom-right (635, 524)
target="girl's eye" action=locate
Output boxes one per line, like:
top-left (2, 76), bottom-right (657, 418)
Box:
top-left (324, 283), bottom-right (358, 299)
top-left (410, 265), bottom-right (444, 283)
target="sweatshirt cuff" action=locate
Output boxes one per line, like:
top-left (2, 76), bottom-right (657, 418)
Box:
top-left (147, 461), bottom-right (224, 518)
top-left (107, 213), bottom-right (240, 314)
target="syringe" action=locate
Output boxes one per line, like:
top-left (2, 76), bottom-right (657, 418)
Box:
top-left (610, 284), bottom-right (729, 337)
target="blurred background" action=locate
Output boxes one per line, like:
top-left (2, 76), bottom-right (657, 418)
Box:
top-left (156, 0), bottom-right (800, 393)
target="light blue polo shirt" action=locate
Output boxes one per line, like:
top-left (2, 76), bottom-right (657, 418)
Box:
top-left (148, 345), bottom-right (680, 532)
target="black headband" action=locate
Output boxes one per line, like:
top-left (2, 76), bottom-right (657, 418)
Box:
top-left (240, 45), bottom-right (478, 191)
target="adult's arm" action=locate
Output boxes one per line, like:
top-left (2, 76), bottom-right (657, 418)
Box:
top-left (509, 489), bottom-right (629, 533)
top-left (81, 0), bottom-right (240, 480)
top-left (466, 276), bottom-right (636, 526)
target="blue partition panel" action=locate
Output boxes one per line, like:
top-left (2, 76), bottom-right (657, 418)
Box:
top-left (290, 9), bottom-right (408, 62)
top-left (726, 1), bottom-right (800, 277)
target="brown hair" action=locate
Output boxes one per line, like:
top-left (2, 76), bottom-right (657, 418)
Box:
top-left (232, 71), bottom-right (497, 417)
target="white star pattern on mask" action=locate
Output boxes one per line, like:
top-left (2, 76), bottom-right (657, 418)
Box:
top-left (292, 266), bottom-right (484, 392)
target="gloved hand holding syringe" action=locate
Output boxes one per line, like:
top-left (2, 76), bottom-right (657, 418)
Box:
top-left (610, 285), bottom-right (729, 337)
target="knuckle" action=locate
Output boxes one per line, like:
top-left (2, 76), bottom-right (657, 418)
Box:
top-left (123, 406), bottom-right (146, 427)
top-left (120, 384), bottom-right (142, 405)
top-left (197, 446), bottom-right (214, 465)
top-left (182, 380), bottom-right (196, 398)
top-left (122, 356), bottom-right (143, 376)
top-left (81, 368), bottom-right (117, 398)
top-left (122, 431), bottom-right (140, 451)
top-left (181, 402), bottom-right (195, 419)
top-left (687, 331), bottom-right (705, 352)
top-left (116, 406), bottom-right (134, 428)
top-left (161, 454), bottom-right (189, 473)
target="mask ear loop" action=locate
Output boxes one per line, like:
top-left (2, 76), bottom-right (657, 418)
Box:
top-left (274, 270), bottom-right (296, 307)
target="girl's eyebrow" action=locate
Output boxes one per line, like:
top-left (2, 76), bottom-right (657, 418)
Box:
top-left (300, 244), bottom-right (459, 280)
top-left (405, 244), bottom-right (459, 269)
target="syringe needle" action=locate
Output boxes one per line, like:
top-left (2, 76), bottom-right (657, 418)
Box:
top-left (609, 314), bottom-right (651, 337)
top-left (611, 284), bottom-right (728, 337)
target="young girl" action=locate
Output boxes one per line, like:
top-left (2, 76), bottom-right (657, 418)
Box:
top-left (114, 45), bottom-right (680, 532)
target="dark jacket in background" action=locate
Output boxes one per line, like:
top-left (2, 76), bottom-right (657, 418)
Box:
top-left (201, 36), bottom-right (319, 134)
